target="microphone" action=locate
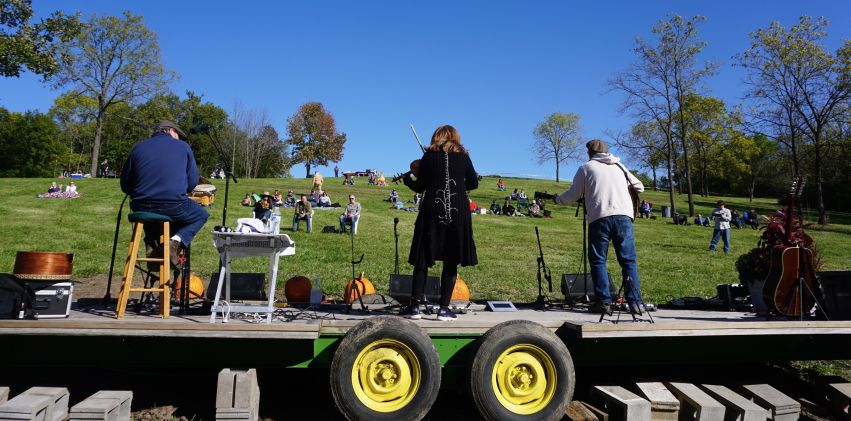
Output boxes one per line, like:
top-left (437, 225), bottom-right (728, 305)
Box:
top-left (189, 124), bottom-right (211, 135)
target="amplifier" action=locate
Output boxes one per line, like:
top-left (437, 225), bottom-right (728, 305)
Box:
top-left (716, 283), bottom-right (750, 309)
top-left (29, 282), bottom-right (73, 319)
top-left (561, 273), bottom-right (615, 302)
top-left (389, 275), bottom-right (441, 305)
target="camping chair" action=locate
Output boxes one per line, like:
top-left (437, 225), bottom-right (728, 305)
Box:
top-left (517, 197), bottom-right (530, 212)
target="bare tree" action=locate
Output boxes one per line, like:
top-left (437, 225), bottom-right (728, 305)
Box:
top-left (611, 121), bottom-right (667, 191)
top-left (531, 112), bottom-right (584, 182)
top-left (226, 101), bottom-right (285, 179)
top-left (738, 16), bottom-right (851, 224)
top-left (610, 16), bottom-right (716, 219)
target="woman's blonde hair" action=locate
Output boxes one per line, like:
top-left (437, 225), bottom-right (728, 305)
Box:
top-left (426, 125), bottom-right (467, 154)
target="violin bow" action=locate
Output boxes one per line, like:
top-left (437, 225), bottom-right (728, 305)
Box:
top-left (410, 124), bottom-right (427, 153)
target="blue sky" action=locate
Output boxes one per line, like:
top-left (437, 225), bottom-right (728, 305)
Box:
top-left (1, 1), bottom-right (848, 180)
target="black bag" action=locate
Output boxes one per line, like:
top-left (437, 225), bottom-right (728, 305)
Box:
top-left (0, 274), bottom-right (34, 319)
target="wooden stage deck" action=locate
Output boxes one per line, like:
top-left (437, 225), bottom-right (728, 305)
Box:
top-left (2, 303), bottom-right (850, 367)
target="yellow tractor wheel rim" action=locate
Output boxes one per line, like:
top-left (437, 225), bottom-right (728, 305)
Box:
top-left (491, 344), bottom-right (557, 415)
top-left (351, 339), bottom-right (421, 413)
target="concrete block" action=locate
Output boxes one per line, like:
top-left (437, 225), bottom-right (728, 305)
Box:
top-left (216, 368), bottom-right (259, 421)
top-left (666, 382), bottom-right (725, 421)
top-left (827, 383), bottom-right (851, 421)
top-left (0, 388), bottom-right (8, 406)
top-left (701, 384), bottom-right (768, 421)
top-left (0, 392), bottom-right (52, 421)
top-left (566, 400), bottom-right (600, 421)
top-left (71, 390), bottom-right (133, 421)
top-left (21, 387), bottom-right (69, 421)
top-left (636, 382), bottom-right (680, 420)
top-left (592, 386), bottom-right (651, 421)
top-left (740, 384), bottom-right (800, 421)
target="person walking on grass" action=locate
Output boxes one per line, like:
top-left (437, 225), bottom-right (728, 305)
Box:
top-left (399, 125), bottom-right (478, 321)
top-left (554, 139), bottom-right (645, 316)
top-left (709, 200), bottom-right (732, 254)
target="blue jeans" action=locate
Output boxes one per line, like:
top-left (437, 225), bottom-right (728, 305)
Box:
top-left (131, 198), bottom-right (210, 246)
top-left (292, 214), bottom-right (312, 233)
top-left (588, 215), bottom-right (641, 304)
top-left (340, 214), bottom-right (359, 234)
top-left (709, 229), bottom-right (731, 253)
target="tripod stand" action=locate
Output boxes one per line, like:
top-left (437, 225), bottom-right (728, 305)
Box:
top-left (599, 276), bottom-right (655, 324)
top-left (534, 227), bottom-right (553, 309)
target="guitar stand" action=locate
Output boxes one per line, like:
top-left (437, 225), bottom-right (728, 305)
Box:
top-left (599, 276), bottom-right (654, 324)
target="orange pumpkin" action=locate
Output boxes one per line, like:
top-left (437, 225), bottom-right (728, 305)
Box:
top-left (174, 273), bottom-right (206, 300)
top-left (285, 276), bottom-right (312, 302)
top-left (344, 276), bottom-right (376, 303)
top-left (451, 276), bottom-right (470, 302)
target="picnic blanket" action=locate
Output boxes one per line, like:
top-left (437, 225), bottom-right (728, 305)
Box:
top-left (37, 192), bottom-right (80, 199)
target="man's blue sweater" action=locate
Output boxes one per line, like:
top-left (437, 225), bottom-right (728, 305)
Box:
top-left (120, 133), bottom-right (200, 203)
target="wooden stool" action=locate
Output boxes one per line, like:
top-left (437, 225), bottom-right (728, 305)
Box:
top-left (115, 212), bottom-right (173, 319)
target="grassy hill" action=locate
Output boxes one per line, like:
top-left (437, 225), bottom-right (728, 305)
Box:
top-left (2, 176), bottom-right (850, 304)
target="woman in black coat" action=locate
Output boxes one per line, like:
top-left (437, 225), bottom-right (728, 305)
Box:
top-left (401, 125), bottom-right (478, 321)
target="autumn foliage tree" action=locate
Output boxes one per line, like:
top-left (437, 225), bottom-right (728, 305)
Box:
top-left (286, 102), bottom-right (346, 177)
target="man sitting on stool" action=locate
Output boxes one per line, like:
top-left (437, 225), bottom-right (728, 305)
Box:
top-left (339, 194), bottom-right (361, 234)
top-left (120, 120), bottom-right (209, 266)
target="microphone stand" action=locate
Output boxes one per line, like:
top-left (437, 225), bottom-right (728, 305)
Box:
top-left (575, 197), bottom-right (590, 303)
top-left (198, 126), bottom-right (237, 227)
top-left (393, 218), bottom-right (400, 275)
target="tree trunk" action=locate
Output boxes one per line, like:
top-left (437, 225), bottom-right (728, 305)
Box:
top-left (748, 177), bottom-right (755, 202)
top-left (679, 136), bottom-right (695, 216)
top-left (555, 163), bottom-right (560, 183)
top-left (304, 162), bottom-right (312, 178)
top-left (666, 134), bottom-right (676, 222)
top-left (814, 134), bottom-right (826, 225)
top-left (651, 166), bottom-right (658, 191)
top-left (89, 110), bottom-right (105, 177)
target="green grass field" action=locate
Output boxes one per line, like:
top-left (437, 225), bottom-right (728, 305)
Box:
top-left (2, 176), bottom-right (850, 304)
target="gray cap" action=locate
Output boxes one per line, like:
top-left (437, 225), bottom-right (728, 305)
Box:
top-left (156, 120), bottom-right (187, 140)
top-left (586, 139), bottom-right (608, 154)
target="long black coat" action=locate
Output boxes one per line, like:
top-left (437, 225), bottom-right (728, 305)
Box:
top-left (404, 150), bottom-right (478, 268)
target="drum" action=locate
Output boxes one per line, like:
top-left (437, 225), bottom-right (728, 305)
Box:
top-left (13, 251), bottom-right (74, 280)
top-left (192, 184), bottom-right (217, 206)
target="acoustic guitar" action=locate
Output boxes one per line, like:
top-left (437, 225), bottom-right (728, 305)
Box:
top-left (762, 176), bottom-right (818, 317)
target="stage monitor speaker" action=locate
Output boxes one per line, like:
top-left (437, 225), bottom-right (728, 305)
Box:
top-left (561, 272), bottom-right (615, 302)
top-left (389, 274), bottom-right (441, 305)
top-left (207, 273), bottom-right (267, 301)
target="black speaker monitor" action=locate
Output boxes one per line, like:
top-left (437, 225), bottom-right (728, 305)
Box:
top-left (389, 274), bottom-right (441, 305)
top-left (561, 272), bottom-right (616, 302)
top-left (207, 273), bottom-right (267, 301)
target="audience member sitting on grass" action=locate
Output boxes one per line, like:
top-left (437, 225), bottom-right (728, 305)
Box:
top-left (674, 213), bottom-right (688, 225)
top-left (469, 198), bottom-right (481, 213)
top-left (284, 190), bottom-right (296, 207)
top-left (747, 209), bottom-right (759, 229)
top-left (518, 189), bottom-right (527, 199)
top-left (502, 199), bottom-right (517, 216)
top-left (731, 209), bottom-right (742, 228)
top-left (387, 189), bottom-right (399, 203)
top-left (497, 179), bottom-right (505, 191)
top-left (254, 196), bottom-right (272, 222)
top-left (694, 214), bottom-right (710, 226)
top-left (241, 194), bottom-right (252, 206)
top-left (65, 181), bottom-right (77, 193)
top-left (47, 182), bottom-right (60, 193)
top-left (639, 199), bottom-right (652, 218)
top-left (509, 189), bottom-right (519, 200)
top-left (528, 200), bottom-right (542, 218)
top-left (272, 189), bottom-right (283, 206)
top-left (490, 200), bottom-right (501, 215)
top-left (318, 191), bottom-right (332, 207)
top-left (413, 193), bottom-right (422, 205)
top-left (340, 194), bottom-right (361, 234)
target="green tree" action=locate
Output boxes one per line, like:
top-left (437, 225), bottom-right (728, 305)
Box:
top-left (50, 11), bottom-right (175, 177)
top-left (738, 16), bottom-right (851, 224)
top-left (679, 94), bottom-right (739, 197)
top-left (722, 134), bottom-right (778, 201)
top-left (0, 108), bottom-right (67, 177)
top-left (286, 102), bottom-right (346, 178)
top-left (0, 0), bottom-right (80, 78)
top-left (531, 112), bottom-right (583, 183)
top-left (610, 15), bottom-right (716, 219)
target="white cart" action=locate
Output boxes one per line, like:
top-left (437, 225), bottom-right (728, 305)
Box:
top-left (210, 232), bottom-right (296, 323)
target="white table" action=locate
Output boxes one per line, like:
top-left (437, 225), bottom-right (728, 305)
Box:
top-left (209, 232), bottom-right (295, 323)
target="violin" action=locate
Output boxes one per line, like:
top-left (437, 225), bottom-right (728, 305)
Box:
top-left (392, 159), bottom-right (420, 184)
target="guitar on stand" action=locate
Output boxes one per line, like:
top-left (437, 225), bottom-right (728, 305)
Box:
top-left (762, 176), bottom-right (825, 320)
